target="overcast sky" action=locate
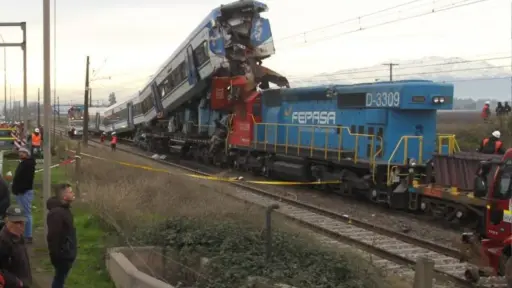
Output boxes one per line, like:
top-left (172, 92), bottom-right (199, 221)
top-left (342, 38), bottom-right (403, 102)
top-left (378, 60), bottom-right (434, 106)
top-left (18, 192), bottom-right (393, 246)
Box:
top-left (0, 0), bottom-right (508, 104)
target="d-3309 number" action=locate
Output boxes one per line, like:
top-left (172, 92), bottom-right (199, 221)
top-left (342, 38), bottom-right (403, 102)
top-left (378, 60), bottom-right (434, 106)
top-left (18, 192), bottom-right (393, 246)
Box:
top-left (365, 92), bottom-right (400, 107)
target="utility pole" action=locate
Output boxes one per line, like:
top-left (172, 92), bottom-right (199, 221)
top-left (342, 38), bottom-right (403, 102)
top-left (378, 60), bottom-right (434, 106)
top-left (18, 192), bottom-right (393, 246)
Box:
top-left (382, 63), bottom-right (399, 82)
top-left (0, 34), bottom-right (6, 121)
top-left (52, 89), bottom-right (56, 142)
top-left (89, 88), bottom-right (92, 107)
top-left (8, 85), bottom-right (10, 121)
top-left (83, 56), bottom-right (90, 146)
top-left (0, 23), bottom-right (26, 126)
top-left (43, 0), bottom-right (52, 244)
top-left (37, 88), bottom-right (40, 127)
top-left (57, 96), bottom-right (60, 123)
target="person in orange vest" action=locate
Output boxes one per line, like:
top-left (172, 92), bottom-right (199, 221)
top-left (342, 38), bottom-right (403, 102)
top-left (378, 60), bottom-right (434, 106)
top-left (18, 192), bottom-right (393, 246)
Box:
top-left (110, 132), bottom-right (117, 152)
top-left (478, 130), bottom-right (505, 154)
top-left (481, 101), bottom-right (491, 122)
top-left (31, 128), bottom-right (42, 157)
top-left (100, 132), bottom-right (106, 144)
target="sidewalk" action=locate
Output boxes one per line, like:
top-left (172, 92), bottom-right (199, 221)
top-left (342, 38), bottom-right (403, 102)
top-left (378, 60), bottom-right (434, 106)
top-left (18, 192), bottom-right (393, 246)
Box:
top-left (27, 225), bottom-right (53, 288)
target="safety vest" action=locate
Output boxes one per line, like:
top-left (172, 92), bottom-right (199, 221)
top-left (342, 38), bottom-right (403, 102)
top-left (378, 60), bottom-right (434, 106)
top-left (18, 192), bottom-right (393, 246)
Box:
top-left (111, 136), bottom-right (117, 144)
top-left (31, 133), bottom-right (41, 146)
top-left (483, 138), bottom-right (503, 154)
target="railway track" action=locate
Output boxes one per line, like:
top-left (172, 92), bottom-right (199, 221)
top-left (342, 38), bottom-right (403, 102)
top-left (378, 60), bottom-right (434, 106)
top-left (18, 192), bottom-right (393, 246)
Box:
top-left (53, 129), bottom-right (506, 287)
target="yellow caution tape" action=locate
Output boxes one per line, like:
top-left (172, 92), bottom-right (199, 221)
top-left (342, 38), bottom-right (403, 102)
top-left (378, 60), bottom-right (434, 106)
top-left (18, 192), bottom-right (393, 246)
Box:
top-left (186, 174), bottom-right (340, 185)
top-left (72, 150), bottom-right (342, 186)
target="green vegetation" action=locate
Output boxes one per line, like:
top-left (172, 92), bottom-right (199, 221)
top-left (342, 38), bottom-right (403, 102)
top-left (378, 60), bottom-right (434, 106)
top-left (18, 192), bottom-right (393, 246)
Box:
top-left (133, 218), bottom-right (388, 288)
top-left (3, 158), bottom-right (115, 288)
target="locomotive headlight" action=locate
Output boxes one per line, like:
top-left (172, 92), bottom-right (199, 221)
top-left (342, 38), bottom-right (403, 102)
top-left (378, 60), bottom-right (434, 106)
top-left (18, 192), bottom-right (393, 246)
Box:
top-left (432, 96), bottom-right (440, 104)
top-left (439, 97), bottom-right (445, 103)
top-left (409, 158), bottom-right (417, 167)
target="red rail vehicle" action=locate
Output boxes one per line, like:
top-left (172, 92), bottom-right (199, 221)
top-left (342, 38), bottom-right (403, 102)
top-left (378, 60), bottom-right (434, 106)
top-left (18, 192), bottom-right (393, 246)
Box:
top-left (461, 149), bottom-right (512, 282)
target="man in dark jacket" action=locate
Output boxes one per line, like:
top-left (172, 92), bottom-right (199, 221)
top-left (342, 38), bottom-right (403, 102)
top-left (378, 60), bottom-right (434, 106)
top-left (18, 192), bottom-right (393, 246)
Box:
top-left (47, 184), bottom-right (76, 288)
top-left (0, 205), bottom-right (32, 287)
top-left (11, 148), bottom-right (35, 243)
top-left (0, 176), bottom-right (10, 219)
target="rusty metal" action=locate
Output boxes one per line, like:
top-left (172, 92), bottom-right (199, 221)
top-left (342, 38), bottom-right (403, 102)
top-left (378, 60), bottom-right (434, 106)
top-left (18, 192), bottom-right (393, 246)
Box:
top-left (432, 152), bottom-right (502, 191)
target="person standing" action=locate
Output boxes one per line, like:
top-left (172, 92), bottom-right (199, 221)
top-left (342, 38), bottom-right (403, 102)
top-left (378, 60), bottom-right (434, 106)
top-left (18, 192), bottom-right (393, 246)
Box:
top-left (47, 184), bottom-right (77, 288)
top-left (0, 175), bottom-right (10, 219)
top-left (110, 132), bottom-right (117, 152)
top-left (11, 147), bottom-right (36, 243)
top-left (0, 205), bottom-right (32, 287)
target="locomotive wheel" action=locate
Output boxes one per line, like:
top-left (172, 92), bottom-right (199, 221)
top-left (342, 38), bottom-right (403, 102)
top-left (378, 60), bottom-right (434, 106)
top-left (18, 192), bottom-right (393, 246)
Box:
top-left (499, 246), bottom-right (511, 276)
top-left (505, 255), bottom-right (512, 287)
top-left (464, 268), bottom-right (480, 283)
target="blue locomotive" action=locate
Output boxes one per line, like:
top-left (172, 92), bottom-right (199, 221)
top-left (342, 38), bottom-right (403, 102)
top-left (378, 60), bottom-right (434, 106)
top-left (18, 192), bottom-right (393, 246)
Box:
top-left (227, 80), bottom-right (455, 208)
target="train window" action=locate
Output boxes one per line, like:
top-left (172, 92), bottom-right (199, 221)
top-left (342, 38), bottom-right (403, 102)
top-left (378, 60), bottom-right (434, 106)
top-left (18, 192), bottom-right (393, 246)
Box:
top-left (494, 170), bottom-right (512, 200)
top-left (350, 125), bottom-right (356, 134)
top-left (337, 93), bottom-right (366, 108)
top-left (376, 145), bottom-right (382, 157)
top-left (377, 127), bottom-right (384, 137)
top-left (179, 62), bottom-right (187, 83)
top-left (193, 41), bottom-right (209, 66)
top-left (358, 126), bottom-right (364, 135)
top-left (368, 127), bottom-right (374, 135)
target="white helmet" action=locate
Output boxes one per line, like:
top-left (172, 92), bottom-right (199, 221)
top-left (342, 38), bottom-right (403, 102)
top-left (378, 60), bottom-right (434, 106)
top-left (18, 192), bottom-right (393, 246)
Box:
top-left (492, 130), bottom-right (501, 139)
top-left (34, 128), bottom-right (40, 133)
top-left (485, 101), bottom-right (490, 104)
top-left (112, 132), bottom-right (116, 135)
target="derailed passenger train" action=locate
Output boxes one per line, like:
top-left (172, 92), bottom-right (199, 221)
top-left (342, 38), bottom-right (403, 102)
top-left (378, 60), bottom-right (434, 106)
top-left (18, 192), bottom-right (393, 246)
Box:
top-left (96, 0), bottom-right (288, 141)
top-left (98, 0), bottom-right (487, 227)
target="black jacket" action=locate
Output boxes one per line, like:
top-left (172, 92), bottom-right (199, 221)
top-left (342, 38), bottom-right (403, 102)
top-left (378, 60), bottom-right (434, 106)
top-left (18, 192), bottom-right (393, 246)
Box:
top-left (46, 197), bottom-right (77, 264)
top-left (0, 177), bottom-right (10, 218)
top-left (12, 158), bottom-right (36, 195)
top-left (0, 226), bottom-right (32, 287)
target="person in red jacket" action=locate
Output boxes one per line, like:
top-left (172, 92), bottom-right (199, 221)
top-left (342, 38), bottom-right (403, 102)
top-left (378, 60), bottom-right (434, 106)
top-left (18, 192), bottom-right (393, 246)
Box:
top-left (110, 132), bottom-right (117, 152)
top-left (481, 101), bottom-right (491, 122)
top-left (100, 132), bottom-right (106, 144)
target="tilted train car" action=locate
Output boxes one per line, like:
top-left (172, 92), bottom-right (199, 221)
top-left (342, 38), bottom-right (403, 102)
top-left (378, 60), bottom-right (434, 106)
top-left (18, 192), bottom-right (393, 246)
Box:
top-left (102, 0), bottom-right (288, 147)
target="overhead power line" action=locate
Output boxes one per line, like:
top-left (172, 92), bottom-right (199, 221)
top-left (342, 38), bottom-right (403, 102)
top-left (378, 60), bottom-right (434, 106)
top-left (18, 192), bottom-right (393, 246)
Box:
top-left (287, 55), bottom-right (512, 80)
top-left (291, 65), bottom-right (511, 84)
top-left (276, 0), bottom-right (492, 51)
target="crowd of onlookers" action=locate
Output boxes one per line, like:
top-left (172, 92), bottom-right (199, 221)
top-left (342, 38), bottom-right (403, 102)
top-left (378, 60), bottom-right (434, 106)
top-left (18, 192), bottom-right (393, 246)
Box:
top-left (0, 147), bottom-right (76, 288)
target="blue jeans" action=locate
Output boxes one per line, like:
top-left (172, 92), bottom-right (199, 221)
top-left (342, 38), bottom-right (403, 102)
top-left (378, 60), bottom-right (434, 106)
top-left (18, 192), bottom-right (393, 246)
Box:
top-left (15, 190), bottom-right (33, 238)
top-left (51, 261), bottom-right (72, 288)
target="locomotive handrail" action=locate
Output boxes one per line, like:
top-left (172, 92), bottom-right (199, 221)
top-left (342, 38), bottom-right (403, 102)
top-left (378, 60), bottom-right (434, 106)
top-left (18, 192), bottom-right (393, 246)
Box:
top-left (251, 120), bottom-right (383, 166)
top-left (386, 135), bottom-right (424, 186)
top-left (436, 133), bottom-right (460, 155)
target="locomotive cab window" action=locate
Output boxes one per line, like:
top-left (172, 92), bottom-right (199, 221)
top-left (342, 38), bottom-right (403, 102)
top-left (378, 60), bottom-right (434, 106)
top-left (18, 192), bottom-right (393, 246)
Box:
top-left (494, 169), bottom-right (512, 200)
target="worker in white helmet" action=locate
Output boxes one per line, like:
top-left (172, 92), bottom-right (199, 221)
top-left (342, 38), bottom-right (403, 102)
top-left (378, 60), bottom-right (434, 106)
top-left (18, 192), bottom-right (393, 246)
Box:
top-left (481, 101), bottom-right (491, 122)
top-left (478, 130), bottom-right (505, 154)
top-left (31, 128), bottom-right (42, 158)
top-left (110, 132), bottom-right (117, 152)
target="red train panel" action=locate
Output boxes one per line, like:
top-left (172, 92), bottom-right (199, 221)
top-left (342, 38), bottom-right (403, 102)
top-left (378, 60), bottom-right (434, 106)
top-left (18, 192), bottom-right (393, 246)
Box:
top-left (228, 91), bottom-right (261, 147)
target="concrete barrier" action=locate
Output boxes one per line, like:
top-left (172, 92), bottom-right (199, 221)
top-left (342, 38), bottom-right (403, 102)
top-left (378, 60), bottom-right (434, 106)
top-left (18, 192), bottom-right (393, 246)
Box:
top-left (106, 247), bottom-right (175, 288)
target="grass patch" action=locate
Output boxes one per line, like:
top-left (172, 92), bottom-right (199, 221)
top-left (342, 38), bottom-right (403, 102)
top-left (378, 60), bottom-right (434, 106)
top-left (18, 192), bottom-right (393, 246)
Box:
top-left (3, 156), bottom-right (115, 288)
top-left (134, 218), bottom-right (385, 288)
top-left (77, 144), bottom-right (406, 288)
